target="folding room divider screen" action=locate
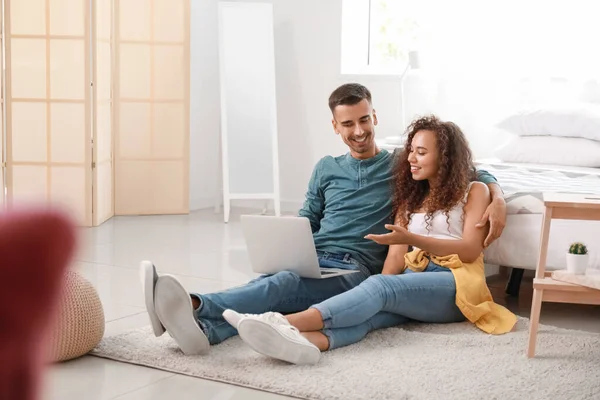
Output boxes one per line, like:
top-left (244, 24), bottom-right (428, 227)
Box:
top-left (1, 0), bottom-right (190, 226)
top-left (0, 3), bottom-right (4, 207)
top-left (114, 0), bottom-right (190, 216)
top-left (5, 0), bottom-right (93, 226)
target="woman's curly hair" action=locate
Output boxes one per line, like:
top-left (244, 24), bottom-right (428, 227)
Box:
top-left (391, 115), bottom-right (476, 230)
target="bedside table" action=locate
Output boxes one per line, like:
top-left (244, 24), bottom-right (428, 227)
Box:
top-left (527, 192), bottom-right (600, 358)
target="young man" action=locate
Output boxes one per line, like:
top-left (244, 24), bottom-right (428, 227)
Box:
top-left (141, 83), bottom-right (507, 355)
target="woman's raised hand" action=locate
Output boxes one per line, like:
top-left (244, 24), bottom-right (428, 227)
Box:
top-left (365, 224), bottom-right (413, 245)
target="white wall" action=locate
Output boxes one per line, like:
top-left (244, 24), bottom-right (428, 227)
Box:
top-left (189, 1), bottom-right (600, 213)
top-left (189, 0), bottom-right (403, 212)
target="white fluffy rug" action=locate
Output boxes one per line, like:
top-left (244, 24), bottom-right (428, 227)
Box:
top-left (91, 318), bottom-right (600, 399)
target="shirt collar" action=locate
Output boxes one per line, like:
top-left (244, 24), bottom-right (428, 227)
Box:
top-left (345, 149), bottom-right (389, 167)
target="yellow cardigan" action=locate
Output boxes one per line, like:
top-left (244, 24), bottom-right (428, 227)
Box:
top-left (404, 249), bottom-right (517, 335)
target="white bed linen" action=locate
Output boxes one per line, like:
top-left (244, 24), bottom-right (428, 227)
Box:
top-left (476, 159), bottom-right (600, 270)
top-left (484, 214), bottom-right (600, 270)
top-left (476, 158), bottom-right (600, 178)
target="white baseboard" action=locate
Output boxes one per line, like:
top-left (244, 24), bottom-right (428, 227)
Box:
top-left (280, 199), bottom-right (304, 214)
top-left (229, 199), bottom-right (303, 214)
top-left (198, 198), bottom-right (304, 214)
top-left (189, 196), bottom-right (216, 211)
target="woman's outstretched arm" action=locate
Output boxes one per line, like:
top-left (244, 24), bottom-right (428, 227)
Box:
top-left (381, 244), bottom-right (409, 275)
top-left (366, 182), bottom-right (491, 263)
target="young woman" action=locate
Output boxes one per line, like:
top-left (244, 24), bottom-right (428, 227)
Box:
top-left (223, 116), bottom-right (517, 365)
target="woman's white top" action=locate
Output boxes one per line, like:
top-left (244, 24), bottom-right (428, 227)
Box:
top-left (407, 183), bottom-right (475, 241)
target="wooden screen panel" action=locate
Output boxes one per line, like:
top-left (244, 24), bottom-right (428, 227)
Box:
top-left (10, 39), bottom-right (46, 99)
top-left (10, 0), bottom-right (46, 35)
top-left (0, 83), bottom-right (3, 205)
top-left (92, 0), bottom-right (114, 226)
top-left (0, 3), bottom-right (4, 206)
top-left (5, 0), bottom-right (93, 226)
top-left (114, 0), bottom-right (190, 215)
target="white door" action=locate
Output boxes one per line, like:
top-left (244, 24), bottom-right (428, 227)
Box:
top-left (114, 0), bottom-right (190, 215)
top-left (5, 0), bottom-right (93, 226)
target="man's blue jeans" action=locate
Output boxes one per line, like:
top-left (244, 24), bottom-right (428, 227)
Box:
top-left (192, 252), bottom-right (371, 344)
top-left (312, 261), bottom-right (466, 349)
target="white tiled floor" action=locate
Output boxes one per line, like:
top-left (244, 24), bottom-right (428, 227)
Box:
top-left (42, 209), bottom-right (292, 400)
top-left (42, 209), bottom-right (600, 400)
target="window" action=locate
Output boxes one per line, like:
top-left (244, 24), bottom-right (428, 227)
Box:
top-left (341, 0), bottom-right (428, 75)
top-left (367, 0), bottom-right (426, 72)
top-left (342, 0), bottom-right (600, 78)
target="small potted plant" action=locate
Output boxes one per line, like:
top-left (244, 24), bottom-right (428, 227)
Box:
top-left (566, 242), bottom-right (589, 275)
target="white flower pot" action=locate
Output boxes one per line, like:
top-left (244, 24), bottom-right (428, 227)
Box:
top-left (566, 253), bottom-right (589, 275)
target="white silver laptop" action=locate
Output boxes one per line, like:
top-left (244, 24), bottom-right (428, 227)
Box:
top-left (240, 215), bottom-right (359, 279)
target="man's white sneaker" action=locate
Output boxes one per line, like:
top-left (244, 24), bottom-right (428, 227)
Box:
top-left (237, 315), bottom-right (321, 365)
top-left (154, 275), bottom-right (210, 355)
top-left (222, 309), bottom-right (290, 330)
top-left (139, 260), bottom-right (165, 337)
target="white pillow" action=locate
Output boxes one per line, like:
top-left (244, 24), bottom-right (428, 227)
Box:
top-left (580, 80), bottom-right (600, 104)
top-left (494, 136), bottom-right (600, 167)
top-left (496, 103), bottom-right (600, 142)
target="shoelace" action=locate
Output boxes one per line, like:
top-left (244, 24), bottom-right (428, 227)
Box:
top-left (261, 312), bottom-right (289, 325)
top-left (258, 315), bottom-right (313, 345)
top-left (255, 314), bottom-right (307, 342)
top-left (281, 324), bottom-right (301, 334)
top-left (240, 311), bottom-right (289, 326)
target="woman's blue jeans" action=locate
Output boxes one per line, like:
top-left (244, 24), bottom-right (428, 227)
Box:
top-left (312, 261), bottom-right (466, 350)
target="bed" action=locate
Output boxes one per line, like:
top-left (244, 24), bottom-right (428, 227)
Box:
top-left (382, 76), bottom-right (600, 295)
top-left (475, 158), bottom-right (600, 293)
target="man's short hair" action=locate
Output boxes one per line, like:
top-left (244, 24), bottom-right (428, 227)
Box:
top-left (328, 83), bottom-right (372, 113)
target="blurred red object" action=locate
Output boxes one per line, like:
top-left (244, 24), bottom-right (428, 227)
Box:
top-left (0, 208), bottom-right (76, 400)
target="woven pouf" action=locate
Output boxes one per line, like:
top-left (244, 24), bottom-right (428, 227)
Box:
top-left (48, 270), bottom-right (105, 362)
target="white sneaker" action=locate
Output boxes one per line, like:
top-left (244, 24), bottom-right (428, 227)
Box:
top-left (237, 315), bottom-right (321, 365)
top-left (154, 275), bottom-right (210, 355)
top-left (222, 309), bottom-right (290, 329)
top-left (139, 261), bottom-right (165, 337)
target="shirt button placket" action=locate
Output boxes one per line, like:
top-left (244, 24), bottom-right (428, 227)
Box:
top-left (360, 165), bottom-right (366, 187)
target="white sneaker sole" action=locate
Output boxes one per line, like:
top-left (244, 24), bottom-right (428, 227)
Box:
top-left (154, 275), bottom-right (209, 356)
top-left (237, 319), bottom-right (320, 365)
top-left (139, 261), bottom-right (165, 337)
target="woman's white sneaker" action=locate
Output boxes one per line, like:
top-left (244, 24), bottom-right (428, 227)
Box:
top-left (237, 316), bottom-right (320, 365)
top-left (222, 309), bottom-right (290, 329)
